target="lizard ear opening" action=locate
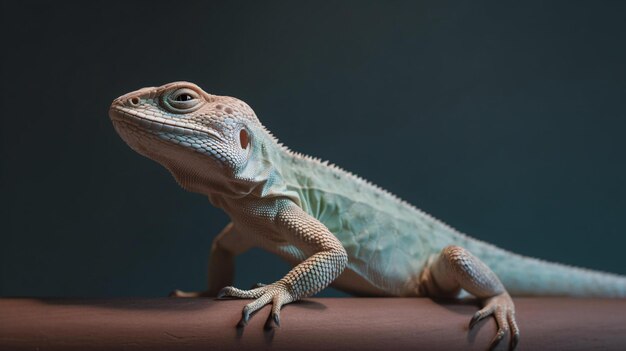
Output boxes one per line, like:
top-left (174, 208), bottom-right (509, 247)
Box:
top-left (239, 129), bottom-right (249, 150)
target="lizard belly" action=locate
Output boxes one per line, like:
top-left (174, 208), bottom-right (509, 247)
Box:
top-left (332, 226), bottom-right (427, 297)
top-left (316, 196), bottom-right (437, 296)
top-left (270, 241), bottom-right (419, 297)
top-left (289, 184), bottom-right (462, 296)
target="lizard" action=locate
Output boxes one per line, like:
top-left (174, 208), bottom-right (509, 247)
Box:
top-left (109, 81), bottom-right (626, 350)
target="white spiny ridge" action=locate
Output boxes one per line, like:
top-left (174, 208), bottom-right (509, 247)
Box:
top-left (110, 82), bottom-right (626, 351)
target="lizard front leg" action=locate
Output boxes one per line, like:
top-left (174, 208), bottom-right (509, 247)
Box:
top-left (171, 222), bottom-right (252, 297)
top-left (217, 200), bottom-right (348, 328)
top-left (420, 245), bottom-right (520, 350)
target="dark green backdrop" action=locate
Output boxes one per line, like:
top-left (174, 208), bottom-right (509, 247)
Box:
top-left (1, 1), bottom-right (625, 297)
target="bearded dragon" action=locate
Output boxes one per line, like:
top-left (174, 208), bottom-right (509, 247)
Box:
top-left (109, 82), bottom-right (626, 350)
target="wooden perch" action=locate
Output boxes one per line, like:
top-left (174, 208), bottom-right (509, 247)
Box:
top-left (1, 297), bottom-right (625, 350)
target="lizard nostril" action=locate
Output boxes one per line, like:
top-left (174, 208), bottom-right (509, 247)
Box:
top-left (129, 97), bottom-right (140, 106)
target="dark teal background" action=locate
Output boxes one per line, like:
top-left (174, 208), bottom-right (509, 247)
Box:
top-left (1, 1), bottom-right (625, 297)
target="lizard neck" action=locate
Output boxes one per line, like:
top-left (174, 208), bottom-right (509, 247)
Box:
top-left (205, 127), bottom-right (301, 212)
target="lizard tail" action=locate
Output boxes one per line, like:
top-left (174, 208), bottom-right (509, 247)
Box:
top-left (473, 245), bottom-right (626, 298)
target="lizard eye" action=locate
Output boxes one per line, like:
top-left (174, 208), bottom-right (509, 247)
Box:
top-left (175, 93), bottom-right (194, 101)
top-left (164, 88), bottom-right (203, 113)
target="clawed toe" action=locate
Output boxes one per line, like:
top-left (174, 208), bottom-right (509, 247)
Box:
top-left (169, 289), bottom-right (183, 297)
top-left (264, 312), bottom-right (281, 329)
top-left (216, 282), bottom-right (293, 328)
top-left (217, 285), bottom-right (265, 299)
top-left (169, 289), bottom-right (207, 298)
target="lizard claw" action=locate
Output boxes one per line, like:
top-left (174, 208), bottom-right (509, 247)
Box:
top-left (237, 307), bottom-right (251, 327)
top-left (511, 329), bottom-right (519, 350)
top-left (470, 293), bottom-right (519, 351)
top-left (169, 289), bottom-right (184, 298)
top-left (264, 312), bottom-right (281, 329)
top-left (216, 282), bottom-right (294, 328)
top-left (216, 287), bottom-right (231, 299)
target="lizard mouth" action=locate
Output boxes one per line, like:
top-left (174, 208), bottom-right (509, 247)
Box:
top-left (108, 105), bottom-right (225, 142)
top-left (109, 105), bottom-right (234, 168)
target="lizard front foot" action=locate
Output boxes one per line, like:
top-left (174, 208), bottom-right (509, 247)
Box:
top-left (470, 292), bottom-right (520, 350)
top-left (217, 282), bottom-right (294, 329)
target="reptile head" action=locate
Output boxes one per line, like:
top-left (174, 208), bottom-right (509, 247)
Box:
top-left (109, 81), bottom-right (265, 195)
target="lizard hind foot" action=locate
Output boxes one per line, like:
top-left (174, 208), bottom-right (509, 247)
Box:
top-left (217, 282), bottom-right (294, 329)
top-left (424, 245), bottom-right (520, 350)
top-left (469, 292), bottom-right (520, 351)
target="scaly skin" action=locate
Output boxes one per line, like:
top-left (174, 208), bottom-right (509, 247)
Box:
top-left (110, 82), bottom-right (626, 350)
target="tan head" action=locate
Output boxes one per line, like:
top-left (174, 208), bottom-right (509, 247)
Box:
top-left (109, 82), bottom-right (269, 196)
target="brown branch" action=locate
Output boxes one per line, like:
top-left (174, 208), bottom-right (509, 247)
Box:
top-left (0, 297), bottom-right (625, 350)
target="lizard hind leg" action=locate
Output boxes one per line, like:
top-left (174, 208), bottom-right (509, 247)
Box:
top-left (419, 245), bottom-right (520, 351)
